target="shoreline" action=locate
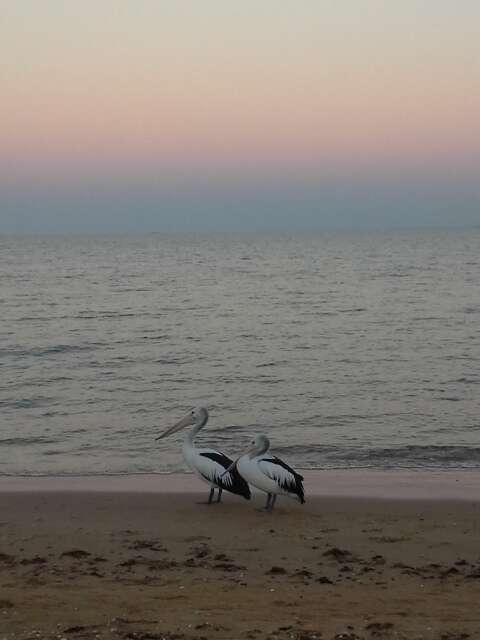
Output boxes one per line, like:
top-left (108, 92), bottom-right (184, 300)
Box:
top-left (1, 468), bottom-right (480, 500)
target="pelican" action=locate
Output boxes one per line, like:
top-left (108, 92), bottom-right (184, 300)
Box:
top-left (156, 407), bottom-right (251, 504)
top-left (225, 435), bottom-right (305, 511)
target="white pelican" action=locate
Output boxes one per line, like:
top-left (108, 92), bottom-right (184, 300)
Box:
top-left (156, 407), bottom-right (251, 504)
top-left (225, 435), bottom-right (305, 511)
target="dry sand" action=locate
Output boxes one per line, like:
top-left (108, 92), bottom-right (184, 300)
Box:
top-left (1, 476), bottom-right (480, 640)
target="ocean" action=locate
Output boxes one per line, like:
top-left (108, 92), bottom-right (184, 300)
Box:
top-left (1, 230), bottom-right (479, 476)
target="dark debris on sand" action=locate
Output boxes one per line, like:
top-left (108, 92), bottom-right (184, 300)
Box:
top-left (61, 549), bottom-right (92, 559)
top-left (2, 621), bottom-right (475, 640)
top-left (0, 552), bottom-right (16, 566)
top-left (2, 533), bottom-right (479, 640)
top-left (0, 598), bottom-right (14, 609)
top-left (128, 539), bottom-right (168, 552)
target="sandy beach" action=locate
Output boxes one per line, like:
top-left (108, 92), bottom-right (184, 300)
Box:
top-left (1, 474), bottom-right (480, 640)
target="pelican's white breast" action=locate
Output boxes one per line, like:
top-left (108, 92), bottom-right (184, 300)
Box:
top-left (237, 455), bottom-right (281, 494)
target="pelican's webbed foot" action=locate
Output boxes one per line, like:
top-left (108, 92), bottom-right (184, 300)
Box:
top-left (257, 493), bottom-right (274, 512)
top-left (196, 487), bottom-right (215, 505)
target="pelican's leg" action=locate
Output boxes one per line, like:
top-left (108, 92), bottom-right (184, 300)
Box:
top-left (216, 488), bottom-right (223, 503)
top-left (257, 493), bottom-right (273, 512)
top-left (263, 493), bottom-right (272, 510)
top-left (268, 494), bottom-right (277, 511)
top-left (196, 488), bottom-right (216, 505)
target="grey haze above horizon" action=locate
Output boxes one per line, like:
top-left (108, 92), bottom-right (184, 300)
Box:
top-left (1, 172), bottom-right (479, 234)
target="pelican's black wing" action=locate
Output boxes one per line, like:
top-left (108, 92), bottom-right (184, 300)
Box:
top-left (259, 456), bottom-right (305, 503)
top-left (198, 450), bottom-right (251, 499)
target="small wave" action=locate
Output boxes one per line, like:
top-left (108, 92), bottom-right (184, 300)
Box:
top-left (256, 360), bottom-right (288, 368)
top-left (0, 397), bottom-right (53, 410)
top-left (464, 305), bottom-right (480, 314)
top-left (0, 470), bottom-right (188, 478)
top-left (0, 436), bottom-right (59, 446)
top-left (36, 344), bottom-right (93, 356)
top-left (42, 410), bottom-right (70, 417)
top-left (275, 444), bottom-right (480, 469)
top-left (0, 344), bottom-right (93, 358)
top-left (359, 445), bottom-right (480, 464)
top-left (210, 424), bottom-right (251, 434)
top-left (15, 316), bottom-right (55, 322)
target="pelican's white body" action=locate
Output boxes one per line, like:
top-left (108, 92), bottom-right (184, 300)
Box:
top-left (182, 440), bottom-right (229, 489)
top-left (237, 455), bottom-right (282, 494)
top-left (157, 407), bottom-right (250, 501)
top-left (237, 454), bottom-right (300, 500)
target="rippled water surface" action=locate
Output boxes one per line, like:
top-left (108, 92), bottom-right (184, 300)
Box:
top-left (1, 231), bottom-right (479, 474)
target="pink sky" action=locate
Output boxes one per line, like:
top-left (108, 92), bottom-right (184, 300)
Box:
top-left (2, 2), bottom-right (480, 182)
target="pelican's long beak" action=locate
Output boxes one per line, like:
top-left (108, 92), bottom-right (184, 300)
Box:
top-left (155, 412), bottom-right (194, 440)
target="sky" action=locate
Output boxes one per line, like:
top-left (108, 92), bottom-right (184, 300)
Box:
top-left (1, 1), bottom-right (479, 232)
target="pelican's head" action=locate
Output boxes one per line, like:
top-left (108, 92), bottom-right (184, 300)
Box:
top-left (247, 434), bottom-right (270, 458)
top-left (221, 433), bottom-right (271, 477)
top-left (155, 406), bottom-right (209, 440)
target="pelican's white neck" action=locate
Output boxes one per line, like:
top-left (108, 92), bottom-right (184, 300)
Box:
top-left (185, 408), bottom-right (209, 444)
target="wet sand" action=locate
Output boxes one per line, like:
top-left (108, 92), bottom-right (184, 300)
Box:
top-left (1, 476), bottom-right (480, 640)
top-left (2, 469), bottom-right (480, 499)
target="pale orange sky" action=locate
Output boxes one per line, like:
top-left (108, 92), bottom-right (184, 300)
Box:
top-left (2, 1), bottom-right (479, 175)
top-left (1, 2), bottom-right (479, 231)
